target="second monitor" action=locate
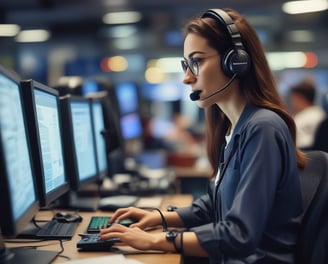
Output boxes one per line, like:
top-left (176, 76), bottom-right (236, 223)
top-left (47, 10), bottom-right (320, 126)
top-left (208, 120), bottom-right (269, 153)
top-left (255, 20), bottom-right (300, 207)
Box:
top-left (21, 79), bottom-right (70, 208)
top-left (60, 95), bottom-right (100, 211)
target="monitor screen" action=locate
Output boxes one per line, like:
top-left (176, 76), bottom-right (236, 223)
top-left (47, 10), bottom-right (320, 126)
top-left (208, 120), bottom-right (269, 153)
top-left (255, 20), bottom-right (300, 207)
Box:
top-left (120, 113), bottom-right (143, 140)
top-left (60, 95), bottom-right (98, 190)
top-left (20, 80), bottom-right (70, 207)
top-left (115, 82), bottom-right (139, 115)
top-left (82, 80), bottom-right (102, 96)
top-left (113, 83), bottom-right (143, 140)
top-left (0, 66), bottom-right (39, 236)
top-left (90, 98), bottom-right (108, 178)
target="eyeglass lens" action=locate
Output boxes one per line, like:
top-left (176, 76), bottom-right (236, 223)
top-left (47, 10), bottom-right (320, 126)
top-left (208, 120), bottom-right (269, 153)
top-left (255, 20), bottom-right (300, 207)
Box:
top-left (181, 58), bottom-right (198, 76)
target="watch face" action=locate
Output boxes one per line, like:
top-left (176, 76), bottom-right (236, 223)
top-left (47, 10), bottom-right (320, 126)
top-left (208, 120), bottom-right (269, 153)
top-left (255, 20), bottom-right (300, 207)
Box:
top-left (165, 230), bottom-right (181, 253)
top-left (166, 230), bottom-right (178, 241)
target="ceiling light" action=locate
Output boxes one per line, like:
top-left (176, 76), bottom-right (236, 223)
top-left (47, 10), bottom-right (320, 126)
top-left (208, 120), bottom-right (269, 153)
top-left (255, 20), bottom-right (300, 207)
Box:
top-left (58, 76), bottom-right (84, 88)
top-left (287, 30), bottom-right (315, 42)
top-left (282, 0), bottom-right (328, 14)
top-left (0, 24), bottom-right (20, 37)
top-left (267, 51), bottom-right (307, 70)
top-left (108, 25), bottom-right (137, 38)
top-left (113, 36), bottom-right (140, 50)
top-left (102, 0), bottom-right (128, 7)
top-left (15, 29), bottom-right (50, 43)
top-left (103, 11), bottom-right (142, 24)
top-left (101, 56), bottom-right (128, 72)
top-left (156, 57), bottom-right (183, 73)
top-left (145, 67), bottom-right (166, 83)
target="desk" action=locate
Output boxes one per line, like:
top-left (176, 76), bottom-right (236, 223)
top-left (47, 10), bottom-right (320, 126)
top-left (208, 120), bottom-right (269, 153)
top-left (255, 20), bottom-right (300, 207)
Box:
top-left (5, 194), bottom-right (193, 264)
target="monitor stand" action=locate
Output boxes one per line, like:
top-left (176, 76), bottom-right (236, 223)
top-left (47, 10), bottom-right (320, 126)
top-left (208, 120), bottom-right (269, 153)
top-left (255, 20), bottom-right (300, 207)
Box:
top-left (0, 247), bottom-right (57, 264)
top-left (15, 221), bottom-right (40, 239)
top-left (0, 235), bottom-right (57, 264)
top-left (56, 191), bottom-right (99, 212)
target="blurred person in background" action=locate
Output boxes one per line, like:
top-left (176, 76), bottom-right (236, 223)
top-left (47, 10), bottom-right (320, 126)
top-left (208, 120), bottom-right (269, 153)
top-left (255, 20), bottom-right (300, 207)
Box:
top-left (289, 78), bottom-right (326, 150)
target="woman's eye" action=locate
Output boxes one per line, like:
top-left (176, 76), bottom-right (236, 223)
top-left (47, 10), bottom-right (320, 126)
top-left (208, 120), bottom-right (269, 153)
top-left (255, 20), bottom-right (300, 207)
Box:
top-left (191, 58), bottom-right (202, 65)
top-left (191, 58), bottom-right (202, 63)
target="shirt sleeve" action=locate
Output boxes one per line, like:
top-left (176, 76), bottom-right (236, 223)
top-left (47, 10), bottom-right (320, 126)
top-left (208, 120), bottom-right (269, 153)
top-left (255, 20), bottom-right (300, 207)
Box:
top-left (177, 189), bottom-right (215, 227)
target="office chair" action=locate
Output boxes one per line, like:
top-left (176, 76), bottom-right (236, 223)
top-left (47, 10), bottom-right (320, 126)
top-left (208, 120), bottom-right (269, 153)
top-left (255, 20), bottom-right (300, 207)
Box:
top-left (312, 117), bottom-right (328, 153)
top-left (296, 150), bottom-right (328, 264)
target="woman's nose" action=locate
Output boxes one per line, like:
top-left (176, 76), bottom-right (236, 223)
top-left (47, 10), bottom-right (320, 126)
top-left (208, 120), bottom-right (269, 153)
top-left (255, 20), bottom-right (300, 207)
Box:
top-left (182, 68), bottom-right (196, 85)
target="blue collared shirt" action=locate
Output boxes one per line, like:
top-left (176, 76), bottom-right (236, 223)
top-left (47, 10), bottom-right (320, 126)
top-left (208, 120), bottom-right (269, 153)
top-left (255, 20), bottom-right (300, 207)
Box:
top-left (177, 104), bottom-right (303, 264)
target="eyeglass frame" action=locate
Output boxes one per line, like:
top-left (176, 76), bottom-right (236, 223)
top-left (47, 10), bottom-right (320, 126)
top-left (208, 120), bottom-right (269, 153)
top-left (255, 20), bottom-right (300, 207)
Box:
top-left (181, 53), bottom-right (220, 76)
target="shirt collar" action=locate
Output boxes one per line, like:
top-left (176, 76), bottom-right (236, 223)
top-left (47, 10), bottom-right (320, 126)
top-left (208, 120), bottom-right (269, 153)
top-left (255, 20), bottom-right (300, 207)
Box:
top-left (231, 103), bottom-right (259, 138)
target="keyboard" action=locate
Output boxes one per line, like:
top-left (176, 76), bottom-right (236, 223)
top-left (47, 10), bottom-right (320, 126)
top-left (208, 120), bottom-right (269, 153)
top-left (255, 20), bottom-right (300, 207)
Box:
top-left (87, 216), bottom-right (134, 233)
top-left (36, 219), bottom-right (78, 239)
top-left (87, 216), bottom-right (111, 233)
top-left (77, 233), bottom-right (121, 251)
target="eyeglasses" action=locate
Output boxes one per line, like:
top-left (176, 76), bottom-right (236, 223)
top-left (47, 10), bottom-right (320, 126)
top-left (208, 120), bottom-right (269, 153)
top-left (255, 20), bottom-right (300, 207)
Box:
top-left (181, 57), bottom-right (201, 76)
top-left (181, 54), bottom-right (219, 76)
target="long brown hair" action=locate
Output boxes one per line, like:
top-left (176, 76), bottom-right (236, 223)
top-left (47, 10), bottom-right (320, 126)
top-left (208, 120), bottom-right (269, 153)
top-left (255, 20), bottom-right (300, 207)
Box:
top-left (183, 8), bottom-right (306, 177)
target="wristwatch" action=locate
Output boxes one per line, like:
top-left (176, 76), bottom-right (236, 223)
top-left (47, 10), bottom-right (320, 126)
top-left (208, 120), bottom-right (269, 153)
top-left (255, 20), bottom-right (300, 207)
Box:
top-left (166, 230), bottom-right (180, 252)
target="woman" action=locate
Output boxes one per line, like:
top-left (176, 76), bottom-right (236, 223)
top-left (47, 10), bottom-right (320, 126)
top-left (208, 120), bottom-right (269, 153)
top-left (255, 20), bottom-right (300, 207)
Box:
top-left (100, 8), bottom-right (306, 263)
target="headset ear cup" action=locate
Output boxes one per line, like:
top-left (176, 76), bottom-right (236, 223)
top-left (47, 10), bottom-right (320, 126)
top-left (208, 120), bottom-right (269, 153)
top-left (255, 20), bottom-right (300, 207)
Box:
top-left (221, 49), bottom-right (235, 77)
top-left (221, 49), bottom-right (250, 77)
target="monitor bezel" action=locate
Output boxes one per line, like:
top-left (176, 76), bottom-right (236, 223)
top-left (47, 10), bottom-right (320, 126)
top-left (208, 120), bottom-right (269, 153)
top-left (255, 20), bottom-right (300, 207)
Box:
top-left (60, 95), bottom-right (99, 190)
top-left (0, 65), bottom-right (39, 237)
top-left (114, 81), bottom-right (141, 116)
top-left (113, 82), bottom-right (143, 141)
top-left (20, 79), bottom-right (70, 208)
top-left (89, 97), bottom-right (109, 180)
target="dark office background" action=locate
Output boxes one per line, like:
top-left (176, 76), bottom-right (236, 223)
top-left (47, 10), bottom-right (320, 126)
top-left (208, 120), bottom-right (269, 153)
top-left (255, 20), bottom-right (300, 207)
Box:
top-left (1, 0), bottom-right (328, 138)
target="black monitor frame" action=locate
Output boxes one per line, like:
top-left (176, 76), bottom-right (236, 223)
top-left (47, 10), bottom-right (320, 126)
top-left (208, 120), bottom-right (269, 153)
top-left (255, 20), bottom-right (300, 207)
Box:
top-left (0, 66), bottom-right (39, 236)
top-left (60, 95), bottom-right (99, 191)
top-left (20, 79), bottom-right (70, 208)
top-left (114, 81), bottom-right (141, 116)
top-left (109, 82), bottom-right (144, 156)
top-left (99, 89), bottom-right (124, 152)
top-left (0, 65), bottom-right (58, 264)
top-left (89, 97), bottom-right (109, 180)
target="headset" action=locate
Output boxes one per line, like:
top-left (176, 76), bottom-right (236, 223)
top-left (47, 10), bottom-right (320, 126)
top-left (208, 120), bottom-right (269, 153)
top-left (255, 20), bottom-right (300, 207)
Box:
top-left (202, 9), bottom-right (251, 77)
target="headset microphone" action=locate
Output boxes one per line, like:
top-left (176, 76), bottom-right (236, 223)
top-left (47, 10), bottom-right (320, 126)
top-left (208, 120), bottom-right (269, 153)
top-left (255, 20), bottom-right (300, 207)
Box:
top-left (189, 74), bottom-right (237, 102)
top-left (189, 90), bottom-right (201, 101)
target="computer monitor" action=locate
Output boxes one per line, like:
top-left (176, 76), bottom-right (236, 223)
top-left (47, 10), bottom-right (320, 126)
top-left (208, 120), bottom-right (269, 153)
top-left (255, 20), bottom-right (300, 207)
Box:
top-left (20, 80), bottom-right (70, 208)
top-left (114, 82), bottom-right (143, 141)
top-left (82, 80), bottom-right (103, 96)
top-left (89, 97), bottom-right (108, 179)
top-left (60, 95), bottom-right (99, 191)
top-left (0, 65), bottom-right (57, 263)
top-left (120, 112), bottom-right (143, 140)
top-left (86, 91), bottom-right (125, 183)
top-left (115, 82), bottom-right (139, 115)
top-left (0, 69), bottom-right (39, 236)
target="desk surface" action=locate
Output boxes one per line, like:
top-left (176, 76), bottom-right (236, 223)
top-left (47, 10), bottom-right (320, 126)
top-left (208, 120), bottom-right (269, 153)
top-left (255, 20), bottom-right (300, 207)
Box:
top-left (173, 166), bottom-right (211, 178)
top-left (5, 194), bottom-right (193, 264)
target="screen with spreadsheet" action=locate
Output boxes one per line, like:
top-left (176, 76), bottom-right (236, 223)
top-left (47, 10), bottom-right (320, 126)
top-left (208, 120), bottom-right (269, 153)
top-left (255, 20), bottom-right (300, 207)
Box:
top-left (20, 80), bottom-right (70, 207)
top-left (0, 66), bottom-right (39, 236)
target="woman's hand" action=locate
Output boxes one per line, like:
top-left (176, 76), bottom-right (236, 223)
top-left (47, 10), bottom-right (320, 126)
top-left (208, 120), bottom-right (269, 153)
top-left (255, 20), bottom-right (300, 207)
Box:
top-left (99, 222), bottom-right (208, 256)
top-left (99, 224), bottom-right (165, 251)
top-left (109, 207), bottom-right (162, 229)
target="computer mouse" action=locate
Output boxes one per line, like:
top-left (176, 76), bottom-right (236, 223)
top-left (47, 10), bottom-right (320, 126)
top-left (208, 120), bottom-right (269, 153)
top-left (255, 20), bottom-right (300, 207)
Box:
top-left (65, 213), bottom-right (83, 223)
top-left (54, 212), bottom-right (69, 218)
top-left (54, 212), bottom-right (83, 223)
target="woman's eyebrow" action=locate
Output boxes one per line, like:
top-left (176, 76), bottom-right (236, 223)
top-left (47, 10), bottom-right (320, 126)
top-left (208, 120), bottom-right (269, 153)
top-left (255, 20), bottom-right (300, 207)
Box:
top-left (186, 51), bottom-right (205, 58)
